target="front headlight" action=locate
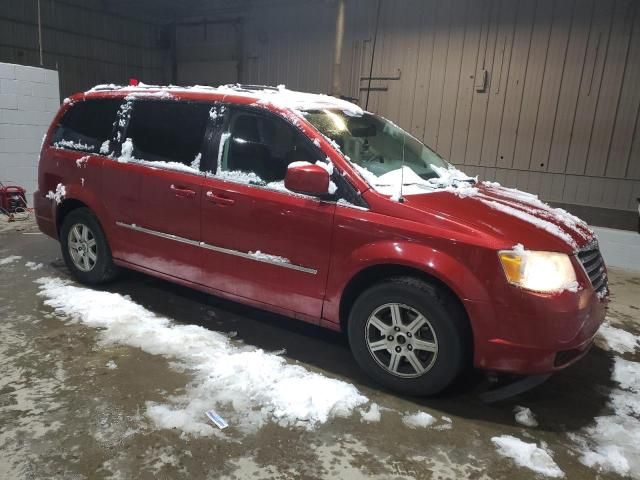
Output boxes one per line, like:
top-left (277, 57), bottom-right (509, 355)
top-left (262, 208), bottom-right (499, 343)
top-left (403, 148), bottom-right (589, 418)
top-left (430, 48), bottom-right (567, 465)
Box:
top-left (498, 247), bottom-right (577, 293)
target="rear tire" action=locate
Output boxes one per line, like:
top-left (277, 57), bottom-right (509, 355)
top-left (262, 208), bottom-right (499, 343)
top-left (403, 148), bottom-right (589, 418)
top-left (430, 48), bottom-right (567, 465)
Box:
top-left (348, 276), bottom-right (470, 396)
top-left (60, 208), bottom-right (118, 285)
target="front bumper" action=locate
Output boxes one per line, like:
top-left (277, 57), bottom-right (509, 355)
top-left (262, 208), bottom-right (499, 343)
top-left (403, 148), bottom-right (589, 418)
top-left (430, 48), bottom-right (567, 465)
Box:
top-left (466, 285), bottom-right (607, 375)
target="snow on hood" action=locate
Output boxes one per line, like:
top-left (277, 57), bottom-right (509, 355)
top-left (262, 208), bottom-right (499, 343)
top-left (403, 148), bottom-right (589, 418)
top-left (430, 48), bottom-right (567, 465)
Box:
top-left (394, 179), bottom-right (593, 251)
top-left (474, 183), bottom-right (594, 249)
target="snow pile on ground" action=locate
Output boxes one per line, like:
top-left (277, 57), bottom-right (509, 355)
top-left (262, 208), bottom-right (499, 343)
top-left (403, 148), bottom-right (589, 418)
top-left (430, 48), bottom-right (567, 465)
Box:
top-left (597, 322), bottom-right (639, 354)
top-left (491, 435), bottom-right (564, 478)
top-left (0, 255), bottom-right (22, 266)
top-left (25, 261), bottom-right (43, 271)
top-left (359, 403), bottom-right (381, 423)
top-left (570, 358), bottom-right (640, 478)
top-left (402, 412), bottom-right (437, 429)
top-left (36, 277), bottom-right (368, 436)
top-left (514, 406), bottom-right (538, 427)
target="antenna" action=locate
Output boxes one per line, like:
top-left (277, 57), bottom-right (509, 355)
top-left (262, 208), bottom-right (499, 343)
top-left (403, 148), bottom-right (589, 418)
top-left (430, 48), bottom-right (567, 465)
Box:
top-left (398, 130), bottom-right (406, 203)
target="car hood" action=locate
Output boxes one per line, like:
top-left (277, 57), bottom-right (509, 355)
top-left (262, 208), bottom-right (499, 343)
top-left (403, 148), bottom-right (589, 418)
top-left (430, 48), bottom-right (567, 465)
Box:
top-left (399, 183), bottom-right (595, 253)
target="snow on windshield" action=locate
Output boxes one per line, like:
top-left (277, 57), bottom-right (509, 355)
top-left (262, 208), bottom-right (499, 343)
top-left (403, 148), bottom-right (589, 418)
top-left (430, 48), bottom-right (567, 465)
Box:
top-left (303, 109), bottom-right (476, 199)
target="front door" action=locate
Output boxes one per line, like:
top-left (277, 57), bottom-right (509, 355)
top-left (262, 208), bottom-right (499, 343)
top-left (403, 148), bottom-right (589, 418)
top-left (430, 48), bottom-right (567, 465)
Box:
top-left (200, 107), bottom-right (336, 319)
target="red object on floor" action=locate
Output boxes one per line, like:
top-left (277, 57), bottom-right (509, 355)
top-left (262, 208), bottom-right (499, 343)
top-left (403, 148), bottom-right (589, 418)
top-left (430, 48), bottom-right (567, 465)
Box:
top-left (0, 183), bottom-right (27, 213)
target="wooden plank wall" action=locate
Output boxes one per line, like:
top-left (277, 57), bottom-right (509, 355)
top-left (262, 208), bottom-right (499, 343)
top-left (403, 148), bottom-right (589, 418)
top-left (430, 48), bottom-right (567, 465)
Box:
top-left (0, 0), bottom-right (167, 98)
top-left (163, 0), bottom-right (640, 215)
top-left (342, 0), bottom-right (640, 213)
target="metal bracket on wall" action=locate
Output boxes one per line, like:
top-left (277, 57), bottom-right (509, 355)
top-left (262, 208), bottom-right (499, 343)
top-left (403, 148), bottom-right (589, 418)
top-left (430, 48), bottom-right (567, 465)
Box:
top-left (360, 68), bottom-right (402, 81)
top-left (359, 86), bottom-right (388, 92)
top-left (359, 68), bottom-right (400, 93)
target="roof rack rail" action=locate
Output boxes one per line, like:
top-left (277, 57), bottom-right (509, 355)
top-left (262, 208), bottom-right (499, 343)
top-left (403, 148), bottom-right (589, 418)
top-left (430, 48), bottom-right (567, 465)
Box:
top-left (223, 84), bottom-right (280, 92)
top-left (91, 84), bottom-right (125, 91)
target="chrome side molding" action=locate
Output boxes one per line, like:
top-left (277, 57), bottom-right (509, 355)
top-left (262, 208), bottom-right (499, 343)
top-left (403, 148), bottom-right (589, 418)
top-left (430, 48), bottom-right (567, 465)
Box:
top-left (115, 221), bottom-right (318, 275)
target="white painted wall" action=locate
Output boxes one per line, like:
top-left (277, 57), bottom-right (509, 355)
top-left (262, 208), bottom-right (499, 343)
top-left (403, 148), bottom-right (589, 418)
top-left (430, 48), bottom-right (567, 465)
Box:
top-left (0, 63), bottom-right (60, 196)
top-left (593, 227), bottom-right (640, 272)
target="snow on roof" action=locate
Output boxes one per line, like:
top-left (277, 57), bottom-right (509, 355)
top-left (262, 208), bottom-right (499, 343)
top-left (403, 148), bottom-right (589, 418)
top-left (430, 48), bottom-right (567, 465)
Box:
top-left (86, 83), bottom-right (364, 115)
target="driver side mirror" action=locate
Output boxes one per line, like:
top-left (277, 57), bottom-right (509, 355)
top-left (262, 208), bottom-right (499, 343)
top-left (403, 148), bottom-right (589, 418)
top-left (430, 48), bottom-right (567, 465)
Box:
top-left (285, 162), bottom-right (330, 196)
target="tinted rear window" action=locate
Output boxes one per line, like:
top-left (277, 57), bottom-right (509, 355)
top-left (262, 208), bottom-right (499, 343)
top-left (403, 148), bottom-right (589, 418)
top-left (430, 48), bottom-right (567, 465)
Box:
top-left (125, 101), bottom-right (211, 166)
top-left (51, 99), bottom-right (121, 153)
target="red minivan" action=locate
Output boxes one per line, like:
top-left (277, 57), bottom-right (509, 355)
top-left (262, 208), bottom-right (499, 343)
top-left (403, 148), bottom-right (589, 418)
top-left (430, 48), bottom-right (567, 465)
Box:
top-left (34, 84), bottom-right (608, 395)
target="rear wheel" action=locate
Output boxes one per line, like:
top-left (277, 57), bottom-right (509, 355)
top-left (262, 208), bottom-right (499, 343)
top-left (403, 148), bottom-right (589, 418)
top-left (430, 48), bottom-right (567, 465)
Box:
top-left (348, 277), bottom-right (470, 396)
top-left (60, 208), bottom-right (118, 284)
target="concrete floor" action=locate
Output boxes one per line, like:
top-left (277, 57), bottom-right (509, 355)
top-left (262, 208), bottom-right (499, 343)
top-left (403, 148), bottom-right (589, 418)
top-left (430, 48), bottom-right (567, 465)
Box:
top-left (1, 217), bottom-right (639, 479)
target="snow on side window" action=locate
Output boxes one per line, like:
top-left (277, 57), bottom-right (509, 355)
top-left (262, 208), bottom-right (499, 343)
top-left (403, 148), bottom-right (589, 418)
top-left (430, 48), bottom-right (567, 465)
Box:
top-left (52, 99), bottom-right (120, 153)
top-left (216, 109), bottom-right (333, 196)
top-left (125, 101), bottom-right (209, 166)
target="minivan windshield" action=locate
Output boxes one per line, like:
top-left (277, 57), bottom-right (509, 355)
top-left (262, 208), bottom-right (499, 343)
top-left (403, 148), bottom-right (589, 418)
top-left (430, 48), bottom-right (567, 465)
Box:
top-left (303, 109), bottom-right (474, 194)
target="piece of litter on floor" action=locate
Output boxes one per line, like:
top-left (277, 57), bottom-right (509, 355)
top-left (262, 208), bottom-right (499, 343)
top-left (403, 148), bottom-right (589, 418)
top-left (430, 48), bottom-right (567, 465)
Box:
top-left (205, 409), bottom-right (228, 429)
top-left (491, 435), bottom-right (564, 478)
top-left (514, 406), bottom-right (538, 427)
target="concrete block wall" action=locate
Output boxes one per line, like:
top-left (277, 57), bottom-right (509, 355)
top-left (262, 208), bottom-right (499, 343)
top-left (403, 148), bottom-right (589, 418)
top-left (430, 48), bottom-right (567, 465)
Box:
top-left (0, 63), bottom-right (60, 196)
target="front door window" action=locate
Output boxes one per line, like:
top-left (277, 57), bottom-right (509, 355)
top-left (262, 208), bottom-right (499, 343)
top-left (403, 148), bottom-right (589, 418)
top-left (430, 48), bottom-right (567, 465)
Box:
top-left (216, 110), bottom-right (323, 191)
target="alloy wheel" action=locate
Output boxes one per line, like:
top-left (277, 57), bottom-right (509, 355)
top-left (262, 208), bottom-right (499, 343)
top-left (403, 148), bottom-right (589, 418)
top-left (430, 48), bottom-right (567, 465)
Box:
top-left (67, 223), bottom-right (98, 272)
top-left (365, 303), bottom-right (438, 378)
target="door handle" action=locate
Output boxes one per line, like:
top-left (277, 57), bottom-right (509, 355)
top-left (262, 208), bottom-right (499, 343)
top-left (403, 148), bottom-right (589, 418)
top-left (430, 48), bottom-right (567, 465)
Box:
top-left (206, 191), bottom-right (235, 206)
top-left (170, 185), bottom-right (196, 199)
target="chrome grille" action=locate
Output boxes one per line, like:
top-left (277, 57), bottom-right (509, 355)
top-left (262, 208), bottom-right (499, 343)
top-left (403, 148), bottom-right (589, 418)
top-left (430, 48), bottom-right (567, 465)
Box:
top-left (576, 245), bottom-right (608, 295)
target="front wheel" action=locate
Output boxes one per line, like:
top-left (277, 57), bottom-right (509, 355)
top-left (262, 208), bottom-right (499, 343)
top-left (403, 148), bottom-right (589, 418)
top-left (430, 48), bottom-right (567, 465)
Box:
top-left (60, 208), bottom-right (118, 285)
top-left (348, 277), bottom-right (471, 396)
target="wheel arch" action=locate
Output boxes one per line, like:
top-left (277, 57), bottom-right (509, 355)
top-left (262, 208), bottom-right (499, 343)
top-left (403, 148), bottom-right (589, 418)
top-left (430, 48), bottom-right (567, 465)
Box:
top-left (339, 263), bottom-right (471, 335)
top-left (56, 198), bottom-right (90, 234)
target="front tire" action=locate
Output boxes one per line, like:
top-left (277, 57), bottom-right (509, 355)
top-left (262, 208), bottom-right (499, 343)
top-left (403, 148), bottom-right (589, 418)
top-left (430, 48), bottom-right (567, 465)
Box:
top-left (60, 208), bottom-right (118, 285)
top-left (348, 277), bottom-right (470, 396)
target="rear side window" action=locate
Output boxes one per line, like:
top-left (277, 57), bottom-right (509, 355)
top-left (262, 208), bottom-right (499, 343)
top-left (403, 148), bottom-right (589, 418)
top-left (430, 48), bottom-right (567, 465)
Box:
top-left (51, 99), bottom-right (121, 153)
top-left (125, 101), bottom-right (211, 167)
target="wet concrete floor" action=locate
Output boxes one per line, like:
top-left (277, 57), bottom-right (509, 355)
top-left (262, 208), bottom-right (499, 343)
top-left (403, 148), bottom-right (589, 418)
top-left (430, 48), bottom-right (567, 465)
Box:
top-left (1, 219), bottom-right (638, 479)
